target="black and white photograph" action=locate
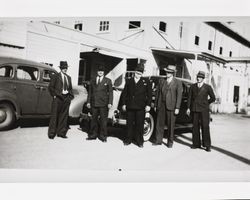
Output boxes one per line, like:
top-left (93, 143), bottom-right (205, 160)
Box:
top-left (0, 0), bottom-right (250, 199)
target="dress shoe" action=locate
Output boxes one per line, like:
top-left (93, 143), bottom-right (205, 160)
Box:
top-left (86, 136), bottom-right (97, 140)
top-left (166, 143), bottom-right (173, 148)
top-left (152, 143), bottom-right (162, 146)
top-left (191, 145), bottom-right (201, 149)
top-left (99, 136), bottom-right (107, 142)
top-left (58, 135), bottom-right (68, 139)
top-left (205, 147), bottom-right (211, 152)
top-left (124, 141), bottom-right (131, 146)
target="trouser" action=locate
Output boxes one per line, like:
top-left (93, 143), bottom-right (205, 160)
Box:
top-left (48, 94), bottom-right (71, 138)
top-left (155, 102), bottom-right (176, 144)
top-left (192, 110), bottom-right (211, 148)
top-left (126, 109), bottom-right (145, 145)
top-left (90, 106), bottom-right (108, 138)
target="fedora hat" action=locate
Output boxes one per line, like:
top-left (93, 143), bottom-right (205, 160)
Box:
top-left (97, 65), bottom-right (105, 71)
top-left (197, 71), bottom-right (206, 79)
top-left (135, 63), bottom-right (144, 74)
top-left (163, 65), bottom-right (176, 73)
top-left (59, 61), bottom-right (69, 69)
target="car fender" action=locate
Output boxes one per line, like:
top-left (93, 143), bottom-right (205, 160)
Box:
top-left (0, 89), bottom-right (21, 119)
top-left (69, 85), bottom-right (88, 118)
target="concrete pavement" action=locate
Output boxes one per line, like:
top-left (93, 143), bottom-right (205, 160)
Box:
top-left (0, 113), bottom-right (249, 182)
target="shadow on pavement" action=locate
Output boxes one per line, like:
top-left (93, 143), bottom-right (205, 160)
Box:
top-left (15, 118), bottom-right (80, 129)
top-left (177, 134), bottom-right (250, 165)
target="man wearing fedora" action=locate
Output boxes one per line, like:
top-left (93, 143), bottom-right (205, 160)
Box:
top-left (187, 71), bottom-right (215, 152)
top-left (86, 65), bottom-right (113, 142)
top-left (154, 65), bottom-right (183, 148)
top-left (121, 63), bottom-right (152, 148)
top-left (48, 61), bottom-right (74, 139)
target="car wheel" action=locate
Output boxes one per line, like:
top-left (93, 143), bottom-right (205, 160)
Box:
top-left (143, 113), bottom-right (154, 141)
top-left (0, 103), bottom-right (15, 131)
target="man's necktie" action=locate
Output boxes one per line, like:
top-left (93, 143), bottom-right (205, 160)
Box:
top-left (97, 77), bottom-right (101, 85)
top-left (63, 74), bottom-right (68, 90)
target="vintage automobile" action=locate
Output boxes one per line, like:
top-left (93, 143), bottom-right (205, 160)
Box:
top-left (80, 74), bottom-right (193, 141)
top-left (0, 56), bottom-right (88, 130)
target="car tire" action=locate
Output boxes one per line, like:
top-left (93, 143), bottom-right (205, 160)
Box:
top-left (0, 103), bottom-right (15, 131)
top-left (143, 112), bottom-right (154, 141)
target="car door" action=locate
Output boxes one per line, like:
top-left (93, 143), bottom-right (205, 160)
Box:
top-left (176, 81), bottom-right (192, 124)
top-left (0, 64), bottom-right (15, 92)
top-left (35, 69), bottom-right (56, 115)
top-left (15, 64), bottom-right (40, 115)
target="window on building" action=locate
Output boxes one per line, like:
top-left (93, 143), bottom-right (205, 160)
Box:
top-left (75, 23), bottom-right (83, 31)
top-left (219, 47), bottom-right (223, 55)
top-left (229, 51), bottom-right (232, 57)
top-left (99, 21), bottom-right (110, 31)
top-left (179, 22), bottom-right (183, 38)
top-left (208, 41), bottom-right (212, 50)
top-left (129, 21), bottom-right (141, 29)
top-left (194, 35), bottom-right (199, 45)
top-left (233, 85), bottom-right (240, 103)
top-left (159, 21), bottom-right (167, 32)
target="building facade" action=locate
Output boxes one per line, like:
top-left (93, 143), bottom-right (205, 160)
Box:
top-left (0, 18), bottom-right (250, 113)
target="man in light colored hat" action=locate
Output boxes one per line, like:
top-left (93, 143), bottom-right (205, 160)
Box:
top-left (187, 71), bottom-right (215, 152)
top-left (121, 63), bottom-right (152, 148)
top-left (86, 65), bottom-right (113, 142)
top-left (48, 61), bottom-right (74, 139)
top-left (154, 65), bottom-right (183, 148)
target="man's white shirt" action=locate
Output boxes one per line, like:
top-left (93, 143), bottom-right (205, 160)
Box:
top-left (61, 72), bottom-right (69, 94)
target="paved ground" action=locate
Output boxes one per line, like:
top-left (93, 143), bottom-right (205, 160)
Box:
top-left (0, 113), bottom-right (249, 182)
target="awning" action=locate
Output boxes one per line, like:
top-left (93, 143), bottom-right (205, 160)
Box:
top-left (151, 47), bottom-right (227, 64)
top-left (224, 57), bottom-right (250, 63)
top-left (151, 47), bottom-right (197, 60)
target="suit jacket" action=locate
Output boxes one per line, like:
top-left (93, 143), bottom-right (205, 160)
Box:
top-left (48, 72), bottom-right (74, 99)
top-left (156, 77), bottom-right (183, 111)
top-left (121, 77), bottom-right (152, 110)
top-left (187, 83), bottom-right (216, 112)
top-left (87, 76), bottom-right (113, 107)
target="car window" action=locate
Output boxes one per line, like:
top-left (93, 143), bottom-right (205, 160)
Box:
top-left (17, 65), bottom-right (39, 81)
top-left (43, 70), bottom-right (56, 82)
top-left (0, 65), bottom-right (14, 78)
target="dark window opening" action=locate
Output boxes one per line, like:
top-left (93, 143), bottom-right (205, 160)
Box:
top-left (159, 21), bottom-right (167, 32)
top-left (195, 35), bottom-right (199, 45)
top-left (99, 21), bottom-right (109, 31)
top-left (129, 21), bottom-right (141, 29)
top-left (75, 23), bottom-right (83, 31)
top-left (179, 22), bottom-right (183, 38)
top-left (229, 51), bottom-right (232, 57)
top-left (219, 47), bottom-right (223, 55)
top-left (233, 85), bottom-right (239, 103)
top-left (208, 41), bottom-right (212, 50)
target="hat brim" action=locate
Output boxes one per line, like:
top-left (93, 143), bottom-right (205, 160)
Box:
top-left (164, 69), bottom-right (175, 73)
top-left (135, 71), bottom-right (143, 74)
top-left (197, 75), bottom-right (205, 78)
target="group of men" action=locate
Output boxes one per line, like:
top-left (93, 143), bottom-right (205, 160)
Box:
top-left (47, 61), bottom-right (215, 152)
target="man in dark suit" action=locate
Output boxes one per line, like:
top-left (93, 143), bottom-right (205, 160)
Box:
top-left (187, 71), bottom-right (216, 152)
top-left (121, 64), bottom-right (152, 148)
top-left (154, 65), bottom-right (183, 148)
top-left (86, 65), bottom-right (113, 142)
top-left (48, 61), bottom-right (74, 139)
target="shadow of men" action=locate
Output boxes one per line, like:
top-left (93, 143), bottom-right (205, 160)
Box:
top-left (176, 134), bottom-right (250, 165)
